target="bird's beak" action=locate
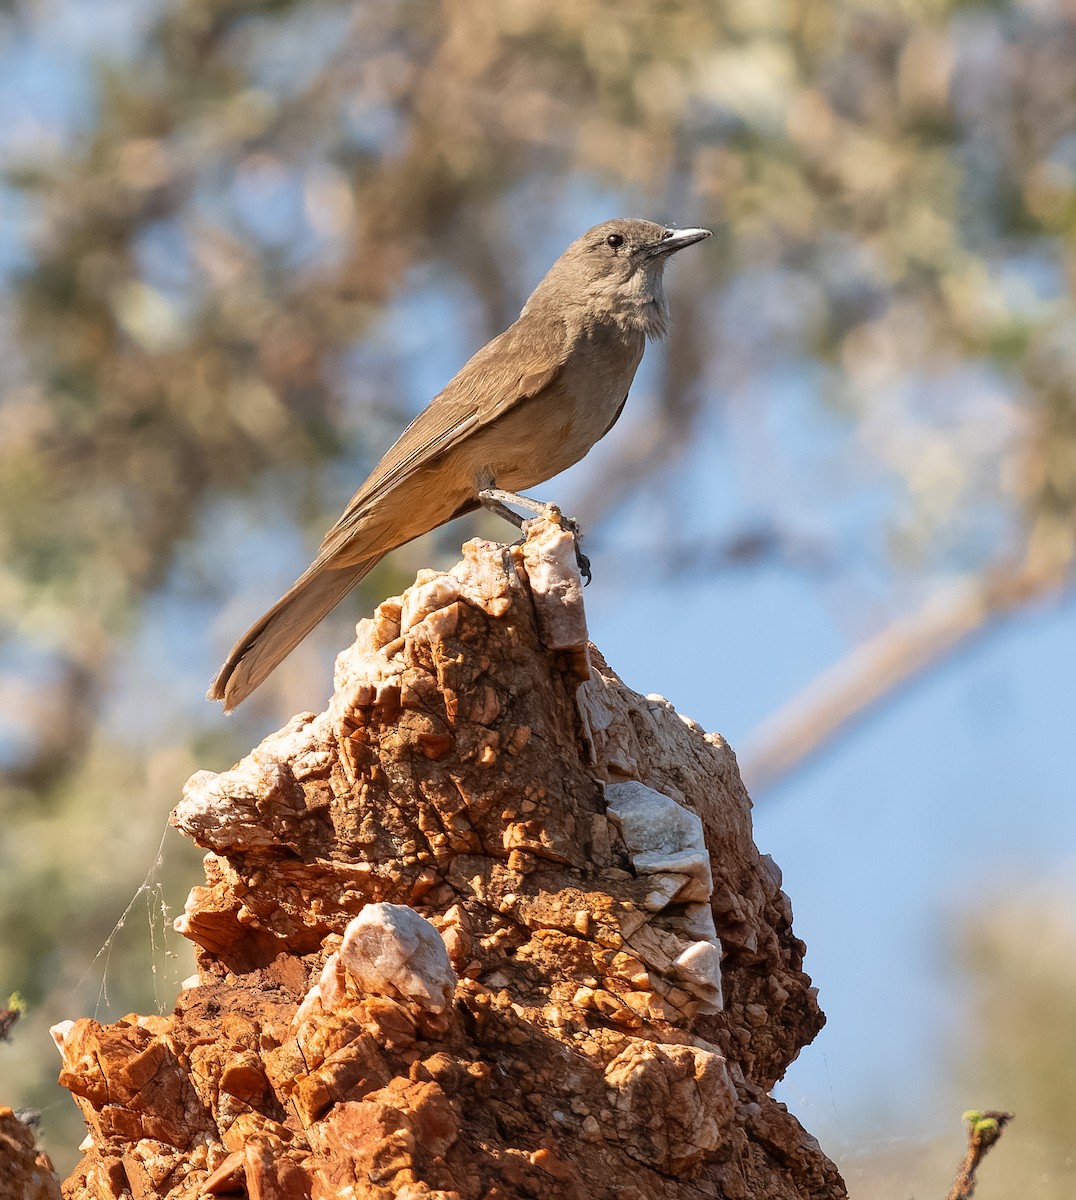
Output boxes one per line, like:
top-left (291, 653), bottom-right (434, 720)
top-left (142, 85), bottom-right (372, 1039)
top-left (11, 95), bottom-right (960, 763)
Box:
top-left (648, 227), bottom-right (713, 256)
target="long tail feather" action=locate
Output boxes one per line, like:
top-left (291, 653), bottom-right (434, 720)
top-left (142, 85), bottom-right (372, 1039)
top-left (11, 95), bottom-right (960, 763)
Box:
top-left (208, 558), bottom-right (380, 712)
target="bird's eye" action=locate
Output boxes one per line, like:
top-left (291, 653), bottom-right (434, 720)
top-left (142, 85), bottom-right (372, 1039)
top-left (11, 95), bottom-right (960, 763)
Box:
top-left (606, 233), bottom-right (624, 249)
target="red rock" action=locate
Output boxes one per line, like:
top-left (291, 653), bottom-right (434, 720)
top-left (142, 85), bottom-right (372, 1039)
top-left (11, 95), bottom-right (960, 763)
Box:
top-left (0, 1107), bottom-right (62, 1200)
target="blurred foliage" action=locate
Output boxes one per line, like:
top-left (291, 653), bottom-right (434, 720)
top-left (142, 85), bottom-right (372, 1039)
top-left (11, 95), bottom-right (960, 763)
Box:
top-left (2, 0), bottom-right (1076, 1175)
top-left (2, 0), bottom-right (1076, 781)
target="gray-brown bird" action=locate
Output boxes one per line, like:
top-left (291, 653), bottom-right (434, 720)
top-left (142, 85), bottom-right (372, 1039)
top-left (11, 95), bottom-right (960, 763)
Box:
top-left (209, 218), bottom-right (711, 710)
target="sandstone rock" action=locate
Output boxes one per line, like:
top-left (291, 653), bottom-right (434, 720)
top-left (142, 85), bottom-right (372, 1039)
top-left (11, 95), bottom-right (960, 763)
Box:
top-left (50, 516), bottom-right (844, 1199)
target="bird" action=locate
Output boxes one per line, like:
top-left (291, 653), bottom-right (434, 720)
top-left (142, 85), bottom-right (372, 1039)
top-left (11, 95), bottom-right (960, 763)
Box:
top-left (209, 218), bottom-right (712, 711)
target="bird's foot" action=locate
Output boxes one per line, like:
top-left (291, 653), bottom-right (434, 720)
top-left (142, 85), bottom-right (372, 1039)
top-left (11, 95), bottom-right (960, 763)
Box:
top-left (522, 504), bottom-right (592, 585)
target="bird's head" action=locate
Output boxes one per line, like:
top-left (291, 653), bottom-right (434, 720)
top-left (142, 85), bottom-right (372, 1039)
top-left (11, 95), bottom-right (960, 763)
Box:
top-left (525, 218), bottom-right (712, 340)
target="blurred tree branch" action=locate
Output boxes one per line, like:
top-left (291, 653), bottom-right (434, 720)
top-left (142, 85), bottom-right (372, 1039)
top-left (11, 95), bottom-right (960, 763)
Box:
top-left (742, 558), bottom-right (1073, 794)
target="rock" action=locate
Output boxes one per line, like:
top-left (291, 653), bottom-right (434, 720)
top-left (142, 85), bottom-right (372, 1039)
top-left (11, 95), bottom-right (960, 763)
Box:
top-left (323, 903), bottom-right (457, 1015)
top-left (0, 1107), bottom-right (62, 1200)
top-left (605, 780), bottom-right (713, 901)
top-left (605, 779), bottom-right (724, 1011)
top-left (50, 515), bottom-right (844, 1200)
top-left (604, 1041), bottom-right (736, 1173)
top-left (518, 510), bottom-right (589, 649)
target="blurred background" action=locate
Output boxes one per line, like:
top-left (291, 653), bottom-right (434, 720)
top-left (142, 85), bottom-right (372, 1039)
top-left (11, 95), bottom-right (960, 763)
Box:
top-left (1, 0), bottom-right (1074, 1192)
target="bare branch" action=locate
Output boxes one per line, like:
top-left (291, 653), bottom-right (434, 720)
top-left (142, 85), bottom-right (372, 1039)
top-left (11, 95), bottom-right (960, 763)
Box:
top-left (946, 1109), bottom-right (1014, 1200)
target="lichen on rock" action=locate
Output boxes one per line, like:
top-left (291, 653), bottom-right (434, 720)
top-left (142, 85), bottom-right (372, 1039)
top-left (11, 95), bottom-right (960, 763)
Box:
top-left (52, 515), bottom-right (845, 1200)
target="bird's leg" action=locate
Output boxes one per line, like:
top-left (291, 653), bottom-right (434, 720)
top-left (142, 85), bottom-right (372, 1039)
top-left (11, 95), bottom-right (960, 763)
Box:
top-left (477, 488), bottom-right (530, 529)
top-left (478, 487), bottom-right (548, 522)
top-left (477, 487), bottom-right (592, 586)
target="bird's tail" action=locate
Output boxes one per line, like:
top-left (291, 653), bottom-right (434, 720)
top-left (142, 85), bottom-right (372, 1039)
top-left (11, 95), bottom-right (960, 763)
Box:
top-left (207, 557), bottom-right (380, 712)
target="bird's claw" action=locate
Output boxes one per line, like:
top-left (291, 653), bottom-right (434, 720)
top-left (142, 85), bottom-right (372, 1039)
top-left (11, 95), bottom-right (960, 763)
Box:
top-left (523, 506), bottom-right (592, 585)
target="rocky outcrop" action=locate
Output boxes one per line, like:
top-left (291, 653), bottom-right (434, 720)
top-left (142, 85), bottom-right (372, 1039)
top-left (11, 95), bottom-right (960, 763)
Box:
top-left (54, 516), bottom-right (845, 1199)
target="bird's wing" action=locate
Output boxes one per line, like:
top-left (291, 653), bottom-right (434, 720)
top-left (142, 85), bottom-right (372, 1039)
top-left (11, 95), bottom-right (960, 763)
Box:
top-left (315, 318), bottom-right (567, 560)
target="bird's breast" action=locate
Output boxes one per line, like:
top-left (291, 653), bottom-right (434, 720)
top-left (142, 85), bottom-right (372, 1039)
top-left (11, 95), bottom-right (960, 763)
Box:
top-left (473, 326), bottom-right (645, 492)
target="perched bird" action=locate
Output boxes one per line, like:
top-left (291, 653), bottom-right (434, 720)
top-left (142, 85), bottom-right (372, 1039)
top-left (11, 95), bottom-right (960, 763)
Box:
top-left (209, 218), bottom-right (711, 710)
